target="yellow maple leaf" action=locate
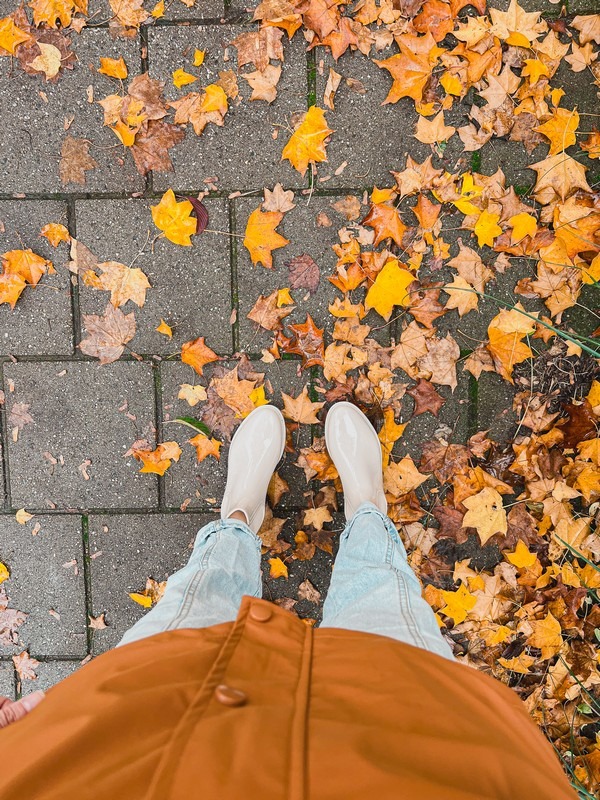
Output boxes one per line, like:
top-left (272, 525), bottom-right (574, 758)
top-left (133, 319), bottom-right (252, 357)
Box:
top-left (440, 583), bottom-right (477, 624)
top-left (0, 273), bottom-right (27, 309)
top-left (281, 106), bottom-right (333, 176)
top-left (487, 305), bottom-right (536, 382)
top-left (383, 456), bottom-right (428, 497)
top-left (582, 253), bottom-right (600, 286)
top-left (2, 248), bottom-right (51, 286)
top-left (509, 212), bottom-right (537, 243)
top-left (474, 210), bottom-right (502, 247)
top-left (156, 319), bottom-right (173, 338)
top-left (489, 0), bottom-right (547, 46)
top-left (365, 259), bottom-right (415, 320)
top-left (0, 16), bottom-right (32, 54)
top-left (526, 611), bottom-right (562, 660)
top-left (462, 487), bottom-right (507, 545)
top-left (98, 56), bottom-right (128, 79)
top-left (268, 557), bottom-right (288, 579)
top-left (282, 386), bottom-right (325, 424)
top-left (189, 432), bottom-right (221, 463)
top-left (40, 223), bottom-right (70, 247)
top-left (498, 653), bottom-right (535, 674)
top-left (246, 385), bottom-right (269, 415)
top-left (151, 189), bottom-right (197, 246)
top-left (534, 107), bottom-right (579, 156)
top-left (378, 407), bottom-right (407, 467)
top-left (193, 49), bottom-right (205, 67)
top-left (129, 592), bottom-right (153, 608)
top-left (443, 276), bottom-right (478, 317)
top-left (277, 287), bottom-right (294, 307)
top-left (243, 207), bottom-right (289, 268)
top-left (522, 58), bottom-right (549, 86)
top-left (151, 0), bottom-right (164, 16)
top-left (586, 380), bottom-right (600, 411)
top-left (133, 441), bottom-right (182, 475)
top-left (0, 561), bottom-right (10, 584)
top-left (181, 336), bottom-right (219, 375)
top-left (28, 0), bottom-right (75, 28)
top-left (173, 68), bottom-right (197, 88)
top-left (506, 539), bottom-right (537, 568)
top-left (414, 111), bottom-right (455, 144)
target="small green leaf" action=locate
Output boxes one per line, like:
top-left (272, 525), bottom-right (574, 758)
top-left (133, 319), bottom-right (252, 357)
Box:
top-left (164, 417), bottom-right (211, 435)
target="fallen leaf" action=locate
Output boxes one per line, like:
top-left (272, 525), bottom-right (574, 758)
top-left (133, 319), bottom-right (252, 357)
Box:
top-left (181, 337), bottom-right (219, 375)
top-left (151, 189), bottom-right (197, 246)
top-left (189, 432), bottom-right (221, 462)
top-left (268, 556), bottom-right (288, 579)
top-left (282, 386), bottom-right (324, 424)
top-left (15, 508), bottom-right (33, 524)
top-left (40, 223), bottom-right (70, 247)
top-left (98, 56), bottom-right (128, 79)
top-left (281, 106), bottom-right (333, 176)
top-left (59, 136), bottom-right (98, 186)
top-left (244, 207), bottom-right (289, 268)
top-left (79, 303), bottom-right (136, 364)
top-left (286, 253), bottom-right (320, 294)
top-left (462, 487), bottom-right (507, 545)
top-left (365, 259), bottom-right (415, 320)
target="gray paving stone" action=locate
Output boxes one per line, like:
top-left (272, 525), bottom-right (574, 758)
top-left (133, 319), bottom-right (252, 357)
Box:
top-left (0, 200), bottom-right (73, 356)
top-left (20, 659), bottom-right (81, 695)
top-left (0, 660), bottom-right (15, 699)
top-left (0, 515), bottom-right (87, 657)
top-left (0, 29), bottom-right (144, 194)
top-left (476, 370), bottom-right (518, 444)
top-left (314, 49), bottom-right (431, 190)
top-left (160, 358), bottom-right (310, 509)
top-left (88, 512), bottom-right (216, 652)
top-left (75, 197), bottom-right (233, 354)
top-left (236, 193), bottom-right (389, 352)
top-left (5, 361), bottom-right (157, 510)
top-left (148, 24), bottom-right (308, 191)
top-left (262, 512), bottom-right (339, 622)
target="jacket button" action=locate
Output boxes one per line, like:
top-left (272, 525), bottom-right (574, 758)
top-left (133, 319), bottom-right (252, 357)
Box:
top-left (215, 685), bottom-right (247, 707)
top-left (249, 604), bottom-right (273, 622)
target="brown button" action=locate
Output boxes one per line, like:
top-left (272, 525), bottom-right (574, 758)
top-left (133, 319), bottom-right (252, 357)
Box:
top-left (249, 604), bottom-right (273, 623)
top-left (215, 685), bottom-right (247, 707)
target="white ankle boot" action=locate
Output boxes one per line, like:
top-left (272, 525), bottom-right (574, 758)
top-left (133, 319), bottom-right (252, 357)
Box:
top-left (324, 401), bottom-right (387, 520)
top-left (220, 405), bottom-right (286, 533)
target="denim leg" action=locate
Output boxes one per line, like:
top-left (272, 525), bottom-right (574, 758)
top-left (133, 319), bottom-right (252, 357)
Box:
top-left (321, 502), bottom-right (455, 661)
top-left (117, 519), bottom-right (262, 647)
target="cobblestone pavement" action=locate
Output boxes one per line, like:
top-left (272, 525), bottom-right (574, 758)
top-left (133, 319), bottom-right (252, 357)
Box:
top-left (0, 0), bottom-right (597, 698)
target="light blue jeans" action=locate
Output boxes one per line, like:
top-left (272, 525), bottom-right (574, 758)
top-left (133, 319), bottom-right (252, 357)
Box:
top-left (118, 502), bottom-right (455, 660)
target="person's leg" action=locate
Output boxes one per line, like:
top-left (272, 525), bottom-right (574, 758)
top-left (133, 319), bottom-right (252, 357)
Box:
top-left (117, 405), bottom-right (286, 648)
top-left (320, 502), bottom-right (455, 660)
top-left (117, 517), bottom-right (262, 647)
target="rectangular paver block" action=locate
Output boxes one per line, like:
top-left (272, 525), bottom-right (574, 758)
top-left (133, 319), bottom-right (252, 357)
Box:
top-left (0, 200), bottom-right (73, 356)
top-left (5, 361), bottom-right (158, 510)
top-left (0, 515), bottom-right (87, 657)
top-left (75, 197), bottom-right (233, 355)
top-left (88, 512), bottom-right (216, 653)
top-left (148, 25), bottom-right (309, 191)
top-left (0, 29), bottom-right (144, 194)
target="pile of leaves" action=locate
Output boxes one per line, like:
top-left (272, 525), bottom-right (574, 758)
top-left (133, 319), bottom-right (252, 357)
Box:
top-left (2, 0), bottom-right (600, 792)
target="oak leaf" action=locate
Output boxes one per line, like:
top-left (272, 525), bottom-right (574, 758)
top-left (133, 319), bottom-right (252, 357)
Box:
top-left (281, 106), bottom-right (333, 176)
top-left (244, 207), bottom-right (289, 268)
top-left (181, 336), bottom-right (219, 375)
top-left (79, 304), bottom-right (136, 364)
top-left (282, 386), bottom-right (324, 424)
top-left (462, 487), bottom-right (507, 545)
